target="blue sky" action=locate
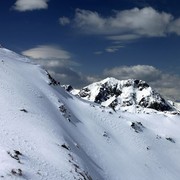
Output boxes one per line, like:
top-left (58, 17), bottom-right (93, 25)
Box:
top-left (0, 0), bottom-right (180, 100)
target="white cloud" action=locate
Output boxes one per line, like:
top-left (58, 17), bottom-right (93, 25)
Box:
top-left (22, 45), bottom-right (71, 60)
top-left (103, 65), bottom-right (161, 81)
top-left (13, 0), bottom-right (49, 12)
top-left (74, 9), bottom-right (105, 34)
top-left (94, 51), bottom-right (103, 55)
top-left (21, 45), bottom-right (87, 88)
top-left (107, 34), bottom-right (141, 41)
top-left (86, 76), bottom-right (100, 84)
top-left (168, 18), bottom-right (180, 35)
top-left (22, 45), bottom-right (77, 71)
top-left (105, 48), bottom-right (117, 53)
top-left (103, 65), bottom-right (180, 100)
top-left (105, 45), bottom-right (124, 53)
top-left (74, 7), bottom-right (173, 38)
top-left (59, 17), bottom-right (70, 26)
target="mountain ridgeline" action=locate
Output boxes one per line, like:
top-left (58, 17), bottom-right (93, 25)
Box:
top-left (70, 78), bottom-right (175, 113)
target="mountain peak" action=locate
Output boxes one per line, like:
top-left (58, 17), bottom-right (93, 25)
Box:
top-left (73, 77), bottom-right (174, 113)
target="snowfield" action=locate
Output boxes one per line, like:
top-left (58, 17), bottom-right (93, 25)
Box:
top-left (0, 47), bottom-right (180, 180)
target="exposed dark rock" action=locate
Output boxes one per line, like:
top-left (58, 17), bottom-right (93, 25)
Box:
top-left (61, 144), bottom-right (70, 150)
top-left (139, 95), bottom-right (172, 111)
top-left (134, 80), bottom-right (140, 85)
top-left (103, 131), bottom-right (108, 137)
top-left (156, 135), bottom-right (162, 139)
top-left (7, 150), bottom-right (22, 162)
top-left (62, 85), bottom-right (73, 92)
top-left (11, 169), bottom-right (22, 176)
top-left (123, 80), bottom-right (132, 87)
top-left (94, 84), bottom-right (122, 104)
top-left (134, 80), bottom-right (149, 91)
top-left (109, 99), bottom-right (118, 111)
top-left (14, 150), bottom-right (22, 156)
top-left (20, 109), bottom-right (28, 113)
top-left (59, 105), bottom-right (66, 113)
top-left (148, 101), bottom-right (171, 111)
top-left (122, 100), bottom-right (133, 107)
top-left (46, 70), bottom-right (60, 86)
top-left (131, 121), bottom-right (145, 133)
top-left (79, 88), bottom-right (90, 98)
top-left (166, 137), bottom-right (175, 143)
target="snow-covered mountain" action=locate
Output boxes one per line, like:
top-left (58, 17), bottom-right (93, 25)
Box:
top-left (1, 47), bottom-right (180, 180)
top-left (72, 77), bottom-right (178, 114)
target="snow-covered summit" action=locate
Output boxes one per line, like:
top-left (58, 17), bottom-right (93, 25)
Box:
top-left (73, 77), bottom-right (175, 113)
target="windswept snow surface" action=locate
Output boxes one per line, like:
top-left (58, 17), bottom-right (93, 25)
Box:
top-left (0, 47), bottom-right (180, 180)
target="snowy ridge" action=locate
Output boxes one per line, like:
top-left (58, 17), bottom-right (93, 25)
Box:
top-left (0, 47), bottom-right (180, 180)
top-left (73, 77), bottom-right (177, 114)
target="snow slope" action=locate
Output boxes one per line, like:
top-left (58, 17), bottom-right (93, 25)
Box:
top-left (0, 47), bottom-right (180, 180)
